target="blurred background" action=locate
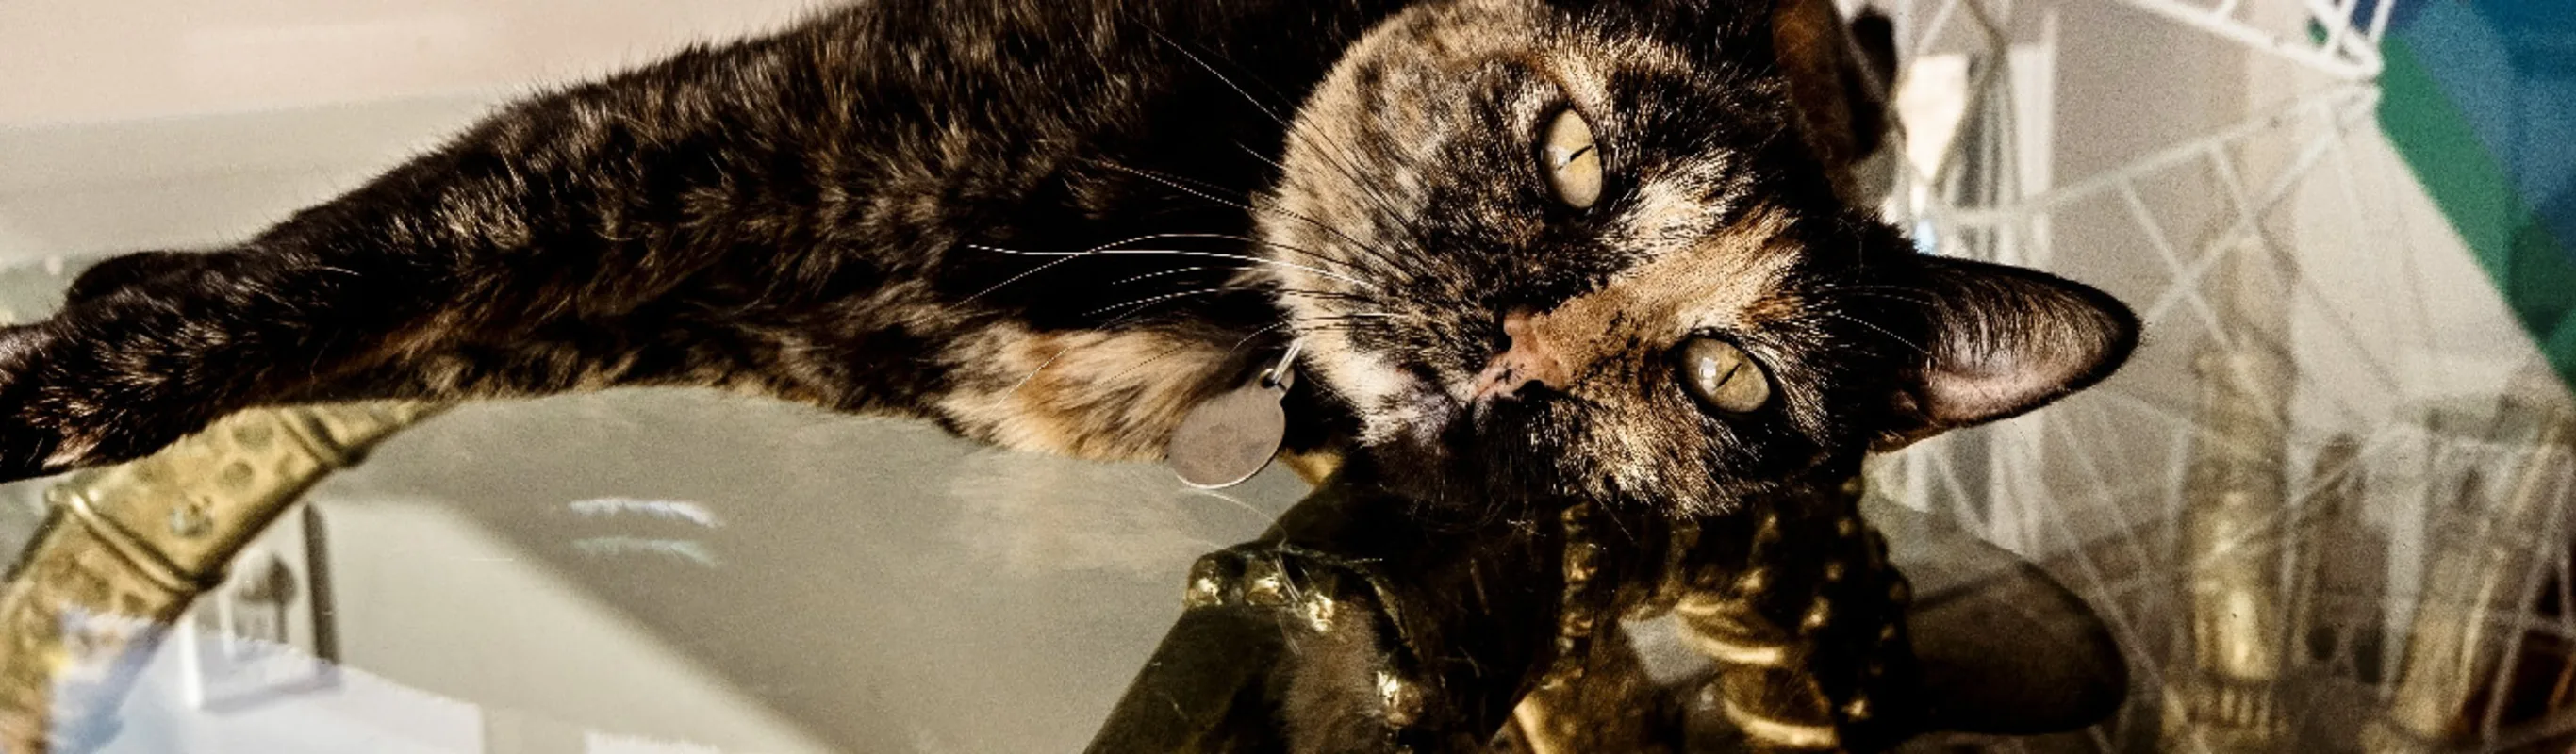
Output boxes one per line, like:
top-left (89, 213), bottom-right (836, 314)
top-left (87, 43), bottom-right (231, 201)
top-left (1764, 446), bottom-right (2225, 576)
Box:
top-left (1, 0), bottom-right (2571, 751)
top-left (1865, 0), bottom-right (2576, 750)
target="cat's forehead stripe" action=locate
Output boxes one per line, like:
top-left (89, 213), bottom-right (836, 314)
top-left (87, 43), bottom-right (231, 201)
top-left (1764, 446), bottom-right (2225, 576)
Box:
top-left (1524, 206), bottom-right (1798, 380)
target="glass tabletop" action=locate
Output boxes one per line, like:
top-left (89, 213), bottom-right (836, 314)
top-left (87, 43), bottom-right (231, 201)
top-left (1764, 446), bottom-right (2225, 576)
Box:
top-left (69, 388), bottom-right (1314, 753)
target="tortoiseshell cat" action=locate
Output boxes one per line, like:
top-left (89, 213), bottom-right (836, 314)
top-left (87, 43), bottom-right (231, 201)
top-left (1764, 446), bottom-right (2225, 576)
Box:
top-left (3, 0), bottom-right (2134, 517)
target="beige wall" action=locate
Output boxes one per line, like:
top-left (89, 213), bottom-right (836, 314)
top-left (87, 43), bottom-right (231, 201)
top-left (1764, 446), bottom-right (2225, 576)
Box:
top-left (0, 0), bottom-right (831, 263)
top-left (0, 0), bottom-right (829, 126)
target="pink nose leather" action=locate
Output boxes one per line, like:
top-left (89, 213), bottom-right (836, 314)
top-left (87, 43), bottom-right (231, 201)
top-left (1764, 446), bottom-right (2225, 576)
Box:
top-left (1469, 311), bottom-right (1569, 402)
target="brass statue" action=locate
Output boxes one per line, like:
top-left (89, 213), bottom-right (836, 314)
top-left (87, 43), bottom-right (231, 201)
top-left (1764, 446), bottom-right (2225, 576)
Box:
top-left (1087, 466), bottom-right (2128, 752)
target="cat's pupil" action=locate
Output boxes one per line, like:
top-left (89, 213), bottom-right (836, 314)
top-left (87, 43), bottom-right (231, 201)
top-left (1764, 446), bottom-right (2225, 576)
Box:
top-left (1680, 337), bottom-right (1772, 414)
top-left (1541, 109), bottom-right (1602, 208)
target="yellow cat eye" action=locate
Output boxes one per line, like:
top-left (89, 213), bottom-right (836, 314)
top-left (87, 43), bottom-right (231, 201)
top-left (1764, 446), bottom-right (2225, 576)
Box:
top-left (1541, 109), bottom-right (1602, 208)
top-left (1679, 337), bottom-right (1772, 414)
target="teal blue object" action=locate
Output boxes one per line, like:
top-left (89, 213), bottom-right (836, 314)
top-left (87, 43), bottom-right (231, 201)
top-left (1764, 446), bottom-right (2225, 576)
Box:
top-left (2375, 1), bottom-right (2576, 385)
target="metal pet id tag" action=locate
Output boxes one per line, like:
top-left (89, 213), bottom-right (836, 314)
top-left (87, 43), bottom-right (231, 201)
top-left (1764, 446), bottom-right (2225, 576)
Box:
top-left (1167, 343), bottom-right (1299, 488)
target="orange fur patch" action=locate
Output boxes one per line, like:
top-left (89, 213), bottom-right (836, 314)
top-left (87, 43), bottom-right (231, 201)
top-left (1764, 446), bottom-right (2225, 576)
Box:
top-left (937, 326), bottom-right (1236, 460)
top-left (1520, 207), bottom-right (1799, 390)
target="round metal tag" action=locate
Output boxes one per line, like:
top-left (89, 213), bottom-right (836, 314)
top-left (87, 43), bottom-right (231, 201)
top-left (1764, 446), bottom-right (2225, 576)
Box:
top-left (1166, 383), bottom-right (1287, 488)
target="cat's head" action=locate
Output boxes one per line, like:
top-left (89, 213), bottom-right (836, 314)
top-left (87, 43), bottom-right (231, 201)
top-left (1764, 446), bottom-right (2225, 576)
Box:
top-left (1255, 0), bottom-right (2137, 513)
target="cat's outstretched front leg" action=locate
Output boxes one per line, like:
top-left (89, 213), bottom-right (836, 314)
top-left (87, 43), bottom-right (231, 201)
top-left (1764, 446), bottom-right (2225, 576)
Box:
top-left (0, 29), bottom-right (909, 480)
top-left (0, 252), bottom-right (388, 476)
top-left (3, 239), bottom-right (752, 481)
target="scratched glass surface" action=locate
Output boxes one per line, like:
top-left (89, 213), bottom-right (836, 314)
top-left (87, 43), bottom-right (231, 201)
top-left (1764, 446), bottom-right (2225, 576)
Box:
top-left (3, 0), bottom-right (2574, 752)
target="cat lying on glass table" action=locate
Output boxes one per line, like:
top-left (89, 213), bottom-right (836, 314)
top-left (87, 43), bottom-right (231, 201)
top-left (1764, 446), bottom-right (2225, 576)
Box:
top-left (0, 0), bottom-right (2136, 750)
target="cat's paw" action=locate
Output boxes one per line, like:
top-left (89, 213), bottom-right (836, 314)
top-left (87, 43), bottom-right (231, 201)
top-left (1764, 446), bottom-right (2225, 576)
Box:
top-left (0, 321), bottom-right (157, 483)
top-left (0, 323), bottom-right (77, 480)
top-left (63, 251), bottom-right (200, 307)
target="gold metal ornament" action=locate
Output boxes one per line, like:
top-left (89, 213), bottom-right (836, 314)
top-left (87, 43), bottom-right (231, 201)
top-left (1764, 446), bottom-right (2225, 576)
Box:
top-left (0, 402), bottom-right (439, 754)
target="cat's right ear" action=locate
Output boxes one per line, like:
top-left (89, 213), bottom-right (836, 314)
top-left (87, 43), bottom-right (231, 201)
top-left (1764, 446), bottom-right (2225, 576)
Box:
top-left (1876, 258), bottom-right (2139, 450)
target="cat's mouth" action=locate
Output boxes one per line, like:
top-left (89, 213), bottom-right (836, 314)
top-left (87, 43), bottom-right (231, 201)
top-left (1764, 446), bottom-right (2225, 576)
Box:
top-left (1353, 358), bottom-right (1577, 502)
top-left (1364, 374), bottom-right (1478, 477)
top-left (1402, 362), bottom-right (1472, 422)
top-left (1359, 362), bottom-right (1467, 451)
top-left (1383, 360), bottom-right (1533, 451)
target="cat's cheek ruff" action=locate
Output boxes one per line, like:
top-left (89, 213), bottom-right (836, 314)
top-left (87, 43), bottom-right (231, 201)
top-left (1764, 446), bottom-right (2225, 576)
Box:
top-left (932, 326), bottom-right (1238, 461)
top-left (1298, 332), bottom-right (1414, 410)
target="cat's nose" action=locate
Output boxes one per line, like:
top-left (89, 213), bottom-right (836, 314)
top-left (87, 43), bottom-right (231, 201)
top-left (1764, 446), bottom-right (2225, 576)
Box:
top-left (1468, 311), bottom-right (1568, 402)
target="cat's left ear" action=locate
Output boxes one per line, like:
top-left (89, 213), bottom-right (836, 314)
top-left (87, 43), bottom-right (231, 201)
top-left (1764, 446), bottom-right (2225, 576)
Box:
top-left (1877, 257), bottom-right (2139, 450)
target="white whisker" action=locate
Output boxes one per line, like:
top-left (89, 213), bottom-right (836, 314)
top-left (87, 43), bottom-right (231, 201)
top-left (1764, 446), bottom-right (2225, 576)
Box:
top-left (966, 243), bottom-right (1379, 290)
top-left (1001, 344), bottom-right (1075, 399)
top-left (1082, 287), bottom-right (1235, 318)
top-left (964, 232), bottom-right (1259, 303)
top-left (1088, 161), bottom-right (1403, 273)
top-left (1111, 266), bottom-right (1223, 286)
top-left (1821, 311), bottom-right (1927, 355)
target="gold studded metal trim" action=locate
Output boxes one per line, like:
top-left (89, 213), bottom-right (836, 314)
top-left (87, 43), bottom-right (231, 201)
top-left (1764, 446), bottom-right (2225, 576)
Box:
top-left (1677, 627), bottom-right (1792, 667)
top-left (0, 402), bottom-right (439, 754)
top-left (52, 489), bottom-right (199, 595)
top-left (1721, 697), bottom-right (1841, 750)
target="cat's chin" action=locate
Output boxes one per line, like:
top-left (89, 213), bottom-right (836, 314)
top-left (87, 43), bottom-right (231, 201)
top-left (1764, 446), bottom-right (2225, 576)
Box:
top-left (1346, 386), bottom-right (1482, 494)
top-left (1363, 390), bottom-right (1465, 464)
top-left (1349, 387), bottom-right (1575, 508)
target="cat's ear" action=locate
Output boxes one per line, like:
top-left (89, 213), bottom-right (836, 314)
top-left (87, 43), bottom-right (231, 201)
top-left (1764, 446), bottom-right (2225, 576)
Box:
top-left (1877, 258), bottom-right (2139, 450)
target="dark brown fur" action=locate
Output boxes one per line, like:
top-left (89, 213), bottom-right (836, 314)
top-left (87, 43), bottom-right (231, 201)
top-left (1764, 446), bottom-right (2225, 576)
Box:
top-left (7, 0), bottom-right (2136, 523)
